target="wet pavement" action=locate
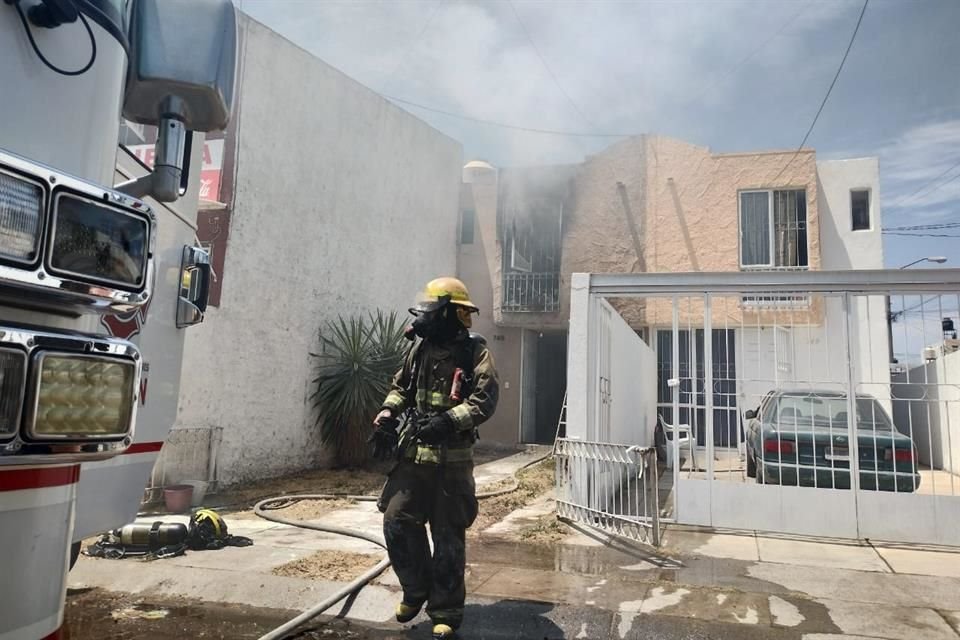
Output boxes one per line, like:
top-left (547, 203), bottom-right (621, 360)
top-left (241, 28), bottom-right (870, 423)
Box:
top-left (67, 447), bottom-right (960, 639)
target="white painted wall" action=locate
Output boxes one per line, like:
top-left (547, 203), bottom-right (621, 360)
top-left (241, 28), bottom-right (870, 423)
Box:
top-left (606, 300), bottom-right (658, 446)
top-left (174, 16), bottom-right (461, 485)
top-left (817, 158), bottom-right (890, 405)
top-left (892, 351), bottom-right (960, 473)
top-left (566, 276), bottom-right (657, 446)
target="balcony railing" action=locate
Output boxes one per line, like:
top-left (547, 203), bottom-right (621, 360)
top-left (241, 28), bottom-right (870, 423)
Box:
top-left (502, 272), bottom-right (560, 313)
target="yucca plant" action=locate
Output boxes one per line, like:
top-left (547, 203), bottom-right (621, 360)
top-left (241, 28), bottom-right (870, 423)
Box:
top-left (311, 310), bottom-right (409, 468)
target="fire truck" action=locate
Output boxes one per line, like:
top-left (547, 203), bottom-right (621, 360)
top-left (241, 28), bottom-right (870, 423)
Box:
top-left (0, 1), bottom-right (237, 637)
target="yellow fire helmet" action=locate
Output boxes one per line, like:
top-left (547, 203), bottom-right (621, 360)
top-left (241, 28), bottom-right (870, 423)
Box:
top-left (413, 277), bottom-right (479, 327)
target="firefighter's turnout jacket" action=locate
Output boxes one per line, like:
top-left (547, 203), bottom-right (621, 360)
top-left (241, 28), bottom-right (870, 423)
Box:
top-left (381, 331), bottom-right (499, 464)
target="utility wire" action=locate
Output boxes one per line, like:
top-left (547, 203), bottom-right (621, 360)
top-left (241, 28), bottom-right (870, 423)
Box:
top-left (883, 231), bottom-right (960, 238)
top-left (688, 1), bottom-right (811, 107)
top-left (380, 0), bottom-right (444, 96)
top-left (885, 222), bottom-right (960, 231)
top-left (889, 159), bottom-right (960, 208)
top-left (384, 0), bottom-right (810, 140)
top-left (769, 0), bottom-right (869, 185)
top-left (382, 94), bottom-right (634, 138)
top-left (507, 0), bottom-right (595, 131)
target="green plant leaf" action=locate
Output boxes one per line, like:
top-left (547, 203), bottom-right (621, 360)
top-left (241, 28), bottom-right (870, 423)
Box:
top-left (311, 310), bottom-right (409, 467)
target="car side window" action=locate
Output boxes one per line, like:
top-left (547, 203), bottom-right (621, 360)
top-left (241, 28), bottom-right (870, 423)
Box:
top-left (758, 393), bottom-right (775, 420)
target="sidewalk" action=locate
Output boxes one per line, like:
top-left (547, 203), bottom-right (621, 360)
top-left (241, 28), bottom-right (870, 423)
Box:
top-left (69, 448), bottom-right (960, 639)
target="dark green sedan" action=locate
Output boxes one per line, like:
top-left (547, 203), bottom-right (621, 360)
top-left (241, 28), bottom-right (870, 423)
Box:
top-left (744, 391), bottom-right (920, 492)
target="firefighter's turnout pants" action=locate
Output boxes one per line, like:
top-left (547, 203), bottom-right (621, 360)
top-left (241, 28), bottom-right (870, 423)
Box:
top-left (379, 459), bottom-right (478, 629)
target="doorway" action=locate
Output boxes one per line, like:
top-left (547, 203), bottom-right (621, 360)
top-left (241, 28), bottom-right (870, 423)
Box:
top-left (656, 329), bottom-right (739, 448)
top-left (521, 331), bottom-right (567, 444)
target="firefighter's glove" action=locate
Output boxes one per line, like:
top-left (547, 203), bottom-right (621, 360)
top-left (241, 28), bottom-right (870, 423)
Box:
top-left (416, 413), bottom-right (455, 445)
top-left (369, 416), bottom-right (400, 460)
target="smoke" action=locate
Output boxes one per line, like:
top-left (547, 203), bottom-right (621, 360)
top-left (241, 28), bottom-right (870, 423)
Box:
top-left (242, 0), bottom-right (853, 166)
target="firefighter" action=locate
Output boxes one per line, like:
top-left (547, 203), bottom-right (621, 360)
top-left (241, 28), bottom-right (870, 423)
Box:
top-left (371, 277), bottom-right (499, 639)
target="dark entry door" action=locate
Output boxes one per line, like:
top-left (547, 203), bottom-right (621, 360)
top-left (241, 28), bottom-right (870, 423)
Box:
top-left (535, 332), bottom-right (567, 444)
top-left (657, 329), bottom-right (738, 448)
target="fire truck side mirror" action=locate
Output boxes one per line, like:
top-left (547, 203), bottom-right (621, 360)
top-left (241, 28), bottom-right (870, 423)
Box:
top-left (117, 0), bottom-right (237, 202)
top-left (122, 0), bottom-right (238, 133)
top-left (177, 245), bottom-right (212, 328)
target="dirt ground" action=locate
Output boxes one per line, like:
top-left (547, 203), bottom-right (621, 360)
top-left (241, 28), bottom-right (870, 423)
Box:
top-left (272, 549), bottom-right (382, 581)
top-left (64, 587), bottom-right (300, 639)
top-left (64, 588), bottom-right (389, 639)
top-left (471, 458), bottom-right (556, 536)
top-left (148, 443), bottom-right (525, 520)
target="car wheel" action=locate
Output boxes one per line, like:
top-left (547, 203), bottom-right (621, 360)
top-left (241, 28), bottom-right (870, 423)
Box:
top-left (746, 452), bottom-right (756, 478)
top-left (69, 541), bottom-right (82, 571)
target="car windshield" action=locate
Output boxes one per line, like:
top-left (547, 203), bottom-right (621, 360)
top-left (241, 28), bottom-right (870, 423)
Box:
top-left (772, 395), bottom-right (893, 431)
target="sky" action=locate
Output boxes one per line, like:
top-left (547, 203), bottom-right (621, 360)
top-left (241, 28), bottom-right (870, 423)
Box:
top-left (240, 0), bottom-right (960, 274)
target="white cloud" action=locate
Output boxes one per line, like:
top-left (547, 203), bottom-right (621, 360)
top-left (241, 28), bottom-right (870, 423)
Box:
top-left (879, 119), bottom-right (960, 220)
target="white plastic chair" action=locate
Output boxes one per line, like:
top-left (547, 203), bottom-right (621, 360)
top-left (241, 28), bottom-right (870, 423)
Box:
top-left (659, 414), bottom-right (697, 471)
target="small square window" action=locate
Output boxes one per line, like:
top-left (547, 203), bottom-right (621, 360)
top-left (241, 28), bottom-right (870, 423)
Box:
top-left (851, 190), bottom-right (870, 231)
top-left (460, 209), bottom-right (475, 244)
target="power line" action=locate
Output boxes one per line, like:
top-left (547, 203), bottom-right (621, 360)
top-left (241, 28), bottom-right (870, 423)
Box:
top-left (382, 94), bottom-right (635, 138)
top-left (883, 231), bottom-right (960, 238)
top-left (688, 2), bottom-right (811, 107)
top-left (769, 0), bottom-right (869, 185)
top-left (894, 294), bottom-right (960, 316)
top-left (382, 1), bottom-right (811, 141)
top-left (889, 159), bottom-right (960, 208)
top-left (885, 222), bottom-right (960, 231)
top-left (507, 0), bottom-right (595, 131)
top-left (380, 0), bottom-right (444, 96)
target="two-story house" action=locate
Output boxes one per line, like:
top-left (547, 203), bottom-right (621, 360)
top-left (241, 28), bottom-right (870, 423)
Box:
top-left (458, 135), bottom-right (887, 447)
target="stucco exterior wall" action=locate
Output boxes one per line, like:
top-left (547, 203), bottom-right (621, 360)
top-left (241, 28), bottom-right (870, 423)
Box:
top-left (640, 137), bottom-right (821, 328)
top-left (459, 175), bottom-right (523, 443)
top-left (817, 158), bottom-right (888, 403)
top-left (176, 16), bottom-right (461, 485)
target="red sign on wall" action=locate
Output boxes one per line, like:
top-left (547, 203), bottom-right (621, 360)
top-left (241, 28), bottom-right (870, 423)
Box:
top-left (128, 139), bottom-right (224, 204)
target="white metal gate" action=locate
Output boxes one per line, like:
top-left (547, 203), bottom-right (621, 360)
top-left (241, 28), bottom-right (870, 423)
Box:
top-left (568, 270), bottom-right (960, 546)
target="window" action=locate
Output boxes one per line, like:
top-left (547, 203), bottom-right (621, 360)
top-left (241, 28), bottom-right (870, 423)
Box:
top-left (459, 208), bottom-right (475, 244)
top-left (851, 189), bottom-right (870, 231)
top-left (739, 189), bottom-right (808, 269)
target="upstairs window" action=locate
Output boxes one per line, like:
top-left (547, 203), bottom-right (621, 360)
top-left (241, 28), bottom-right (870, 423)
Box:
top-left (739, 189), bottom-right (808, 269)
top-left (851, 189), bottom-right (870, 231)
top-left (460, 208), bottom-right (475, 244)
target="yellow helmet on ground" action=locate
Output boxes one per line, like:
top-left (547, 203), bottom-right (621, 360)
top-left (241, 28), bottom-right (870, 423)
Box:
top-left (413, 277), bottom-right (479, 328)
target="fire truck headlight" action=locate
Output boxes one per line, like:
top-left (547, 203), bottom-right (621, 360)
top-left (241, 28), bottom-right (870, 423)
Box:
top-left (0, 349), bottom-right (27, 438)
top-left (30, 354), bottom-right (136, 439)
top-left (49, 193), bottom-right (150, 290)
top-left (0, 169), bottom-right (44, 265)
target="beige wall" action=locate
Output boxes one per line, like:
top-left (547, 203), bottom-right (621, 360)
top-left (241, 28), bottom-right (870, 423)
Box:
top-left (458, 135), bottom-right (828, 444)
top-left (640, 137), bottom-right (821, 328)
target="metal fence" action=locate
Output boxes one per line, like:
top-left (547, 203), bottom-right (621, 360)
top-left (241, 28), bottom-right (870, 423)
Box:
top-left (502, 272), bottom-right (561, 312)
top-left (569, 270), bottom-right (960, 545)
top-left (554, 438), bottom-right (661, 546)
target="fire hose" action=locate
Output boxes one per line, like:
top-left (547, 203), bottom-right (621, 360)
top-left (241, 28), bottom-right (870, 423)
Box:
top-left (253, 447), bottom-right (553, 640)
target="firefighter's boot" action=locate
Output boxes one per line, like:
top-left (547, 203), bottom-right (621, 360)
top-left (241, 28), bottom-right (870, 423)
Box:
top-left (432, 623), bottom-right (456, 639)
top-left (395, 601), bottom-right (423, 623)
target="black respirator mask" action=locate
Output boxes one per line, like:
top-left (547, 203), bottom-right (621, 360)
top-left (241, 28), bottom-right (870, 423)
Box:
top-left (405, 296), bottom-right (458, 342)
top-left (407, 309), bottom-right (443, 341)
